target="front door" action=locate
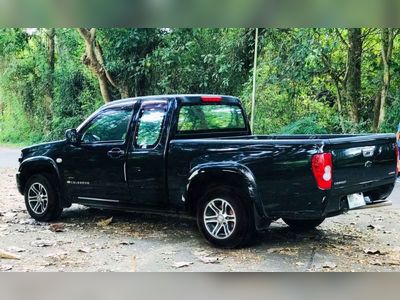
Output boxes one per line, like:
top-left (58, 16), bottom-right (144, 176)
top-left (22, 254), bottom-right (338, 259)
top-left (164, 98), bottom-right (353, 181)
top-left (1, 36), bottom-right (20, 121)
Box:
top-left (63, 105), bottom-right (134, 205)
top-left (126, 100), bottom-right (168, 207)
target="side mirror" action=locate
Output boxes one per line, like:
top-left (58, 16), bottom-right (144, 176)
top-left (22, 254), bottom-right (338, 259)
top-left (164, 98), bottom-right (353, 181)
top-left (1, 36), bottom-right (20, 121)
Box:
top-left (65, 129), bottom-right (79, 144)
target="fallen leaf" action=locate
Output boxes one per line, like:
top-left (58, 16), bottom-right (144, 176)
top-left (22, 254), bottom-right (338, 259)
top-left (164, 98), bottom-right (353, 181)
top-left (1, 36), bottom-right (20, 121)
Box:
top-left (172, 261), bottom-right (193, 268)
top-left (386, 261), bottom-right (400, 266)
top-left (370, 261), bottom-right (383, 266)
top-left (131, 256), bottom-right (136, 272)
top-left (19, 219), bottom-right (38, 225)
top-left (364, 248), bottom-right (386, 255)
top-left (193, 250), bottom-right (212, 257)
top-left (45, 252), bottom-right (68, 261)
top-left (0, 265), bottom-right (13, 271)
top-left (162, 251), bottom-right (177, 256)
top-left (367, 224), bottom-right (383, 230)
top-left (49, 223), bottom-right (65, 232)
top-left (322, 262), bottom-right (337, 269)
top-left (77, 247), bottom-right (90, 253)
top-left (119, 241), bottom-right (135, 245)
top-left (7, 246), bottom-right (26, 253)
top-left (267, 248), bottom-right (278, 254)
top-left (295, 262), bottom-right (305, 266)
top-left (31, 240), bottom-right (56, 247)
top-left (0, 250), bottom-right (21, 260)
top-left (198, 256), bottom-right (222, 264)
top-left (97, 217), bottom-right (113, 227)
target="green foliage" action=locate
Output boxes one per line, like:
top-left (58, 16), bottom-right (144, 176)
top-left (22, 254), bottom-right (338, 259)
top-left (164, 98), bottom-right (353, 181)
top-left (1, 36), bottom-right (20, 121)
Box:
top-left (280, 117), bottom-right (327, 134)
top-left (1, 28), bottom-right (400, 145)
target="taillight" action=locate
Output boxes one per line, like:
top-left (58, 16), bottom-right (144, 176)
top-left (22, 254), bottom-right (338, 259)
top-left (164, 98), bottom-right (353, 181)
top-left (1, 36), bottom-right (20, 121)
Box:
top-left (201, 96), bottom-right (222, 103)
top-left (312, 153), bottom-right (333, 190)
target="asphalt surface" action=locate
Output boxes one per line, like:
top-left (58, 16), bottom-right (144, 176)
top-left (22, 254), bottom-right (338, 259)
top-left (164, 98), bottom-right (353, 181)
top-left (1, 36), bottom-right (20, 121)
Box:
top-left (1, 146), bottom-right (400, 271)
top-left (0, 146), bottom-right (20, 169)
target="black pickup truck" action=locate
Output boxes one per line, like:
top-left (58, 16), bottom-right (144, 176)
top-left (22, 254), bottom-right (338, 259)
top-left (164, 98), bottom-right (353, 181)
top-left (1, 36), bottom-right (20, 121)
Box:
top-left (16, 95), bottom-right (398, 248)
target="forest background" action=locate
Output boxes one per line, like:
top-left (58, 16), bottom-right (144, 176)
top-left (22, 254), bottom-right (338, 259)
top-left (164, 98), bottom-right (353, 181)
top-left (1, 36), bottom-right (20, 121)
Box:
top-left (0, 28), bottom-right (399, 145)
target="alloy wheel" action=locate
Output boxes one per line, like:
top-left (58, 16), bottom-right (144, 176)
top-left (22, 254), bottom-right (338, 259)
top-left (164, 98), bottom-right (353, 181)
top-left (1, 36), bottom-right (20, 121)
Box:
top-left (203, 198), bottom-right (236, 239)
top-left (27, 183), bottom-right (48, 215)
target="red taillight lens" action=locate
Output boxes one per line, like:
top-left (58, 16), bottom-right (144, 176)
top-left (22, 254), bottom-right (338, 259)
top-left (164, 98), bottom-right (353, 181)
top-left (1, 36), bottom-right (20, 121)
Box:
top-left (312, 153), bottom-right (333, 190)
top-left (201, 96), bottom-right (222, 102)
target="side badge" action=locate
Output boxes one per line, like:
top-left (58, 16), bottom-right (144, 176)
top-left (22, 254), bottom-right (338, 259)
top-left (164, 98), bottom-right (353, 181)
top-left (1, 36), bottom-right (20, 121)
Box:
top-left (56, 158), bottom-right (63, 164)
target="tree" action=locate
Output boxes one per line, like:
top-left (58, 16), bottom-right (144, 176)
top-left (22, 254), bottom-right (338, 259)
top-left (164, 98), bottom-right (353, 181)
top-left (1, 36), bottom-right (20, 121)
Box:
top-left (77, 28), bottom-right (118, 103)
top-left (43, 28), bottom-right (55, 119)
top-left (346, 28), bottom-right (363, 123)
top-left (373, 28), bottom-right (399, 131)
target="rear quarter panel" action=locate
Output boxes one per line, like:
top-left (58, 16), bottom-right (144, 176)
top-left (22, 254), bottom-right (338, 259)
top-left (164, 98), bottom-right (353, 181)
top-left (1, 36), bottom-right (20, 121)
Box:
top-left (167, 139), bottom-right (325, 217)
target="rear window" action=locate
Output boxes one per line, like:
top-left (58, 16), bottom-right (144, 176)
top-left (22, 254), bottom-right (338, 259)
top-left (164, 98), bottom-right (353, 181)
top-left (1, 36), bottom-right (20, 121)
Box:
top-left (177, 104), bottom-right (246, 133)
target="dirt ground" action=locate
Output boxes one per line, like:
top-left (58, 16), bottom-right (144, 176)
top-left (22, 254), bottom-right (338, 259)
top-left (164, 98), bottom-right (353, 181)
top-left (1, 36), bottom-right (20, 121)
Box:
top-left (1, 166), bottom-right (400, 272)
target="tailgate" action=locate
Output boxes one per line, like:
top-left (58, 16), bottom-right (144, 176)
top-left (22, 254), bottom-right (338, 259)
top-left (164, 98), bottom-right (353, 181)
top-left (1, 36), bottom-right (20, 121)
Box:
top-left (326, 134), bottom-right (397, 189)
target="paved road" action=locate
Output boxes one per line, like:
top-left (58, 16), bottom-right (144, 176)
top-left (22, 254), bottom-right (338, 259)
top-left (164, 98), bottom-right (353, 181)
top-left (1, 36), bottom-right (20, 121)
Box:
top-left (0, 147), bottom-right (20, 169)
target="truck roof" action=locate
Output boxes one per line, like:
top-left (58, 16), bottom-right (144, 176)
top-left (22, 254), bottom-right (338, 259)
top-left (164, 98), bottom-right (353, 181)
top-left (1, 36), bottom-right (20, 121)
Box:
top-left (104, 94), bottom-right (241, 107)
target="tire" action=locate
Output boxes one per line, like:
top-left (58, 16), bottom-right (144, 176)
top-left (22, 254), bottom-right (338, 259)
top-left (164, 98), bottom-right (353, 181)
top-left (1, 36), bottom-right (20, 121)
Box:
top-left (282, 218), bottom-right (325, 231)
top-left (24, 174), bottom-right (63, 222)
top-left (197, 186), bottom-right (254, 248)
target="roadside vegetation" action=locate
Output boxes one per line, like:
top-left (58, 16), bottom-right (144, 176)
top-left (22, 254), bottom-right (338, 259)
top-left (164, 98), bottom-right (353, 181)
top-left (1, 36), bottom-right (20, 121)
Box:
top-left (0, 28), bottom-right (400, 144)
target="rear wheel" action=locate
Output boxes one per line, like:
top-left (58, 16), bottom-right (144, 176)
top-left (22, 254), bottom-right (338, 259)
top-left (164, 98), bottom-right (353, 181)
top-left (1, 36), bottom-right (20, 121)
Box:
top-left (24, 174), bottom-right (63, 222)
top-left (197, 186), bottom-right (254, 248)
top-left (282, 218), bottom-right (325, 231)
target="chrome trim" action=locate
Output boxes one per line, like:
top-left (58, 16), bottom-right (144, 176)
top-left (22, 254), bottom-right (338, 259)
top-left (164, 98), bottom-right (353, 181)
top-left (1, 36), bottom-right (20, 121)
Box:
top-left (77, 197), bottom-right (120, 203)
top-left (362, 146), bottom-right (375, 157)
top-left (124, 162), bottom-right (127, 182)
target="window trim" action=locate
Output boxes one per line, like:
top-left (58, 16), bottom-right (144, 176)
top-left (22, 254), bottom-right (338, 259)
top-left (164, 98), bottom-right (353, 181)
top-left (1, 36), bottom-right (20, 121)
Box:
top-left (133, 100), bottom-right (168, 150)
top-left (78, 106), bottom-right (134, 145)
top-left (175, 103), bottom-right (248, 136)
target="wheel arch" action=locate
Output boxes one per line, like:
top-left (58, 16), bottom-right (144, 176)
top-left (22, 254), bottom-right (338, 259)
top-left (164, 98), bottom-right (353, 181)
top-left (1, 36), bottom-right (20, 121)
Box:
top-left (18, 156), bottom-right (67, 206)
top-left (185, 163), bottom-right (268, 228)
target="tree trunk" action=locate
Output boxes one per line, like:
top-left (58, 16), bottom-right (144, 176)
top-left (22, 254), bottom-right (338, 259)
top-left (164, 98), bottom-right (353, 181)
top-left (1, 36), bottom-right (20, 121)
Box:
top-left (44, 28), bottom-right (55, 122)
top-left (333, 79), bottom-right (345, 132)
top-left (372, 29), bottom-right (397, 131)
top-left (379, 29), bottom-right (391, 130)
top-left (373, 92), bottom-right (381, 131)
top-left (346, 28), bottom-right (363, 124)
top-left (77, 28), bottom-right (117, 103)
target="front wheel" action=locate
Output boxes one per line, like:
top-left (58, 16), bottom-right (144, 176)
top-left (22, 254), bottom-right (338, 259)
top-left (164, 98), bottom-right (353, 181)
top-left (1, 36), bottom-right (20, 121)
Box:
top-left (197, 186), bottom-right (254, 248)
top-left (282, 218), bottom-right (325, 231)
top-left (24, 174), bottom-right (63, 222)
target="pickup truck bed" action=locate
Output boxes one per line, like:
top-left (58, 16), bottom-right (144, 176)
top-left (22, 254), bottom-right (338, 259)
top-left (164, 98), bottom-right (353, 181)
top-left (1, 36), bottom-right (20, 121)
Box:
top-left (168, 133), bottom-right (396, 224)
top-left (16, 94), bottom-right (398, 248)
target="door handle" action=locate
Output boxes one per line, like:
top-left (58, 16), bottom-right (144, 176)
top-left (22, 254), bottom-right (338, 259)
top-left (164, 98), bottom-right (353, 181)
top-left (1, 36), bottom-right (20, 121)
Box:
top-left (107, 148), bottom-right (125, 159)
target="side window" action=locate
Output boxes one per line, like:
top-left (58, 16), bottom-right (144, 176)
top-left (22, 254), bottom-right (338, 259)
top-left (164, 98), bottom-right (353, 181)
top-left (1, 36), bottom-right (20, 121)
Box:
top-left (135, 102), bottom-right (167, 149)
top-left (81, 107), bottom-right (133, 143)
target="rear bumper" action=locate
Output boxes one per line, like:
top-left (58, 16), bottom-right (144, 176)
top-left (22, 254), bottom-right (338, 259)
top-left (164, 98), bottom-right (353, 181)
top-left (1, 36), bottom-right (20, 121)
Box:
top-left (266, 177), bottom-right (395, 220)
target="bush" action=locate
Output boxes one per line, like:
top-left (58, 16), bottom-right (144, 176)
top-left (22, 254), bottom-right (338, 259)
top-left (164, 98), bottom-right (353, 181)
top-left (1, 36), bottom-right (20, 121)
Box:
top-left (279, 116), bottom-right (328, 134)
